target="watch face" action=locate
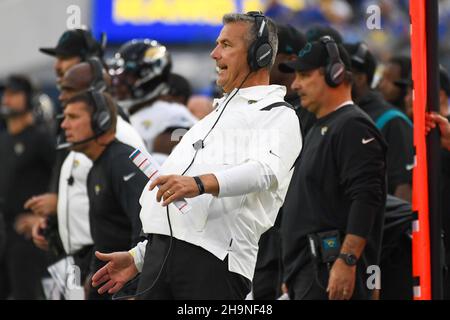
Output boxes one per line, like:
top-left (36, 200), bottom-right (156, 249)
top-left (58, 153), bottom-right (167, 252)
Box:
top-left (347, 254), bottom-right (357, 265)
top-left (339, 253), bottom-right (357, 266)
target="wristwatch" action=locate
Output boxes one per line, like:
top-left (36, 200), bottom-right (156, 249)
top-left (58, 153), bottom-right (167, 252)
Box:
top-left (338, 253), bottom-right (358, 266)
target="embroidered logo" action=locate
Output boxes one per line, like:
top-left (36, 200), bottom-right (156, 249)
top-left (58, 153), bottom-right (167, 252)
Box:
top-left (362, 137), bottom-right (375, 144)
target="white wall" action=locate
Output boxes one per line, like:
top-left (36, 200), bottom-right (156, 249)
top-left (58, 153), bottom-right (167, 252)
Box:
top-left (0, 0), bottom-right (91, 84)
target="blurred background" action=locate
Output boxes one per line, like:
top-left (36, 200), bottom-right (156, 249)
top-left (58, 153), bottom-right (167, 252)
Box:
top-left (1, 0), bottom-right (450, 101)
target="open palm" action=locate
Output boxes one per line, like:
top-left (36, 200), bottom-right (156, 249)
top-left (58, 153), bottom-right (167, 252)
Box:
top-left (91, 251), bottom-right (139, 294)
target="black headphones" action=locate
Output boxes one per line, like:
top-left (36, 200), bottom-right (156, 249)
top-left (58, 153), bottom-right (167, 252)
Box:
top-left (351, 42), bottom-right (369, 65)
top-left (77, 30), bottom-right (106, 61)
top-left (87, 57), bottom-right (107, 92)
top-left (27, 91), bottom-right (42, 113)
top-left (320, 36), bottom-right (346, 87)
top-left (246, 11), bottom-right (273, 71)
top-left (87, 57), bottom-right (111, 134)
top-left (89, 90), bottom-right (112, 136)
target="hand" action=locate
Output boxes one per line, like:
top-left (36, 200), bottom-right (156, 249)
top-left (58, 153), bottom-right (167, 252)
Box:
top-left (425, 112), bottom-right (450, 151)
top-left (91, 251), bottom-right (138, 295)
top-left (31, 217), bottom-right (49, 250)
top-left (326, 258), bottom-right (356, 300)
top-left (14, 213), bottom-right (42, 239)
top-left (149, 175), bottom-right (201, 206)
top-left (24, 193), bottom-right (58, 217)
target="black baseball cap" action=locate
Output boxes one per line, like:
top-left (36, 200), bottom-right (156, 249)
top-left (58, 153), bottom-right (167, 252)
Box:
top-left (344, 42), bottom-right (377, 85)
top-left (39, 29), bottom-right (99, 59)
top-left (279, 38), bottom-right (351, 73)
top-left (389, 64), bottom-right (450, 94)
top-left (276, 24), bottom-right (306, 55)
top-left (305, 25), bottom-right (343, 44)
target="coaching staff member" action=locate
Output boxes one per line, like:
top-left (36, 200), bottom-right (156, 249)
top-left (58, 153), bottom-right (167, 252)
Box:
top-left (92, 12), bottom-right (302, 300)
top-left (279, 37), bottom-right (387, 300)
top-left (61, 91), bottom-right (147, 299)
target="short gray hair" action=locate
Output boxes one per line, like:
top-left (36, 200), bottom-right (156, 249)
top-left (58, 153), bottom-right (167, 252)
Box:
top-left (223, 13), bottom-right (278, 69)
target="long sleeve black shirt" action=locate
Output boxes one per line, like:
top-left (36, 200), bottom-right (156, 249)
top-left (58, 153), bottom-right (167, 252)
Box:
top-left (281, 104), bottom-right (387, 284)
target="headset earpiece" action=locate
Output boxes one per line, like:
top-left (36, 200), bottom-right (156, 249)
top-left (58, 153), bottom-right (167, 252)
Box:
top-left (78, 29), bottom-right (100, 61)
top-left (87, 57), bottom-right (107, 92)
top-left (25, 83), bottom-right (41, 113)
top-left (89, 90), bottom-right (112, 135)
top-left (28, 91), bottom-right (41, 112)
top-left (246, 11), bottom-right (273, 71)
top-left (352, 42), bottom-right (369, 65)
top-left (320, 36), bottom-right (345, 87)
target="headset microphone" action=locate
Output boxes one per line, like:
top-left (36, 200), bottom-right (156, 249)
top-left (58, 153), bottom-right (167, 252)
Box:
top-left (56, 132), bottom-right (103, 150)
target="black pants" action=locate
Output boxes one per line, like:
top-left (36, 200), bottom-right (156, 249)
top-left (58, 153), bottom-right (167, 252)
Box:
top-left (379, 239), bottom-right (413, 300)
top-left (2, 227), bottom-right (47, 299)
top-left (252, 261), bottom-right (282, 300)
top-left (445, 250), bottom-right (450, 300)
top-left (136, 234), bottom-right (251, 300)
top-left (288, 261), bottom-right (370, 300)
top-left (253, 227), bottom-right (283, 300)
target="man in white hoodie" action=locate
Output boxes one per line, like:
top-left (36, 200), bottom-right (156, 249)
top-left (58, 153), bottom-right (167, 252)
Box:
top-left (92, 12), bottom-right (302, 300)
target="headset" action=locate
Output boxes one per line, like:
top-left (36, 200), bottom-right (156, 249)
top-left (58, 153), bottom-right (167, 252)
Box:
top-left (90, 90), bottom-right (112, 136)
top-left (320, 36), bottom-right (346, 88)
top-left (56, 57), bottom-right (111, 150)
top-left (56, 90), bottom-right (112, 150)
top-left (246, 11), bottom-right (273, 71)
top-left (87, 57), bottom-right (107, 92)
top-left (351, 42), bottom-right (369, 65)
top-left (22, 85), bottom-right (40, 114)
top-left (77, 29), bottom-right (107, 61)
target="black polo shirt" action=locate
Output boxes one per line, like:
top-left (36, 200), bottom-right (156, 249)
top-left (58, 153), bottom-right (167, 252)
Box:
top-left (87, 140), bottom-right (147, 255)
top-left (281, 104), bottom-right (387, 284)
